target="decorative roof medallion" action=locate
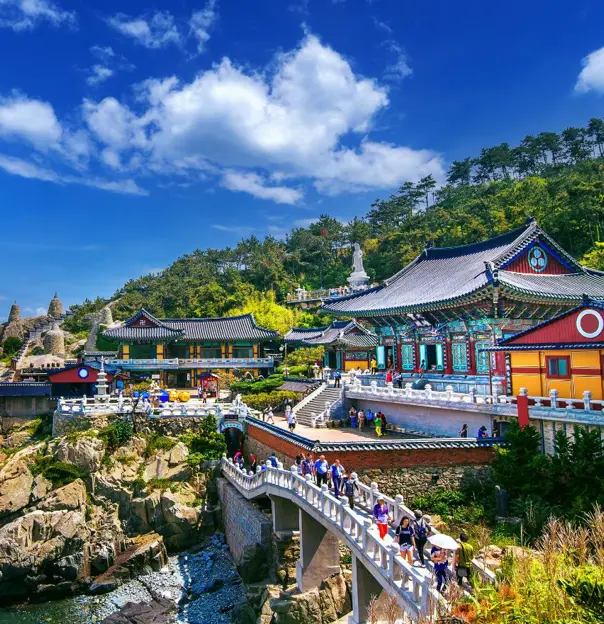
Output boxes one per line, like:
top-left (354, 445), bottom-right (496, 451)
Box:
top-left (576, 309), bottom-right (604, 339)
top-left (528, 246), bottom-right (548, 272)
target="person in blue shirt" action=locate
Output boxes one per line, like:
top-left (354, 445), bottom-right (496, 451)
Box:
top-left (314, 455), bottom-right (329, 487)
top-left (477, 426), bottom-right (488, 439)
top-left (268, 455), bottom-right (278, 468)
top-left (366, 410), bottom-right (375, 428)
top-left (334, 370), bottom-right (342, 388)
top-left (431, 545), bottom-right (449, 593)
top-left (330, 459), bottom-right (345, 497)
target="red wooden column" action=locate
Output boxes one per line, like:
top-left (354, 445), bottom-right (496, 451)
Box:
top-left (395, 342), bottom-right (402, 373)
top-left (517, 390), bottom-right (529, 429)
top-left (445, 339), bottom-right (453, 374)
top-left (468, 337), bottom-right (477, 375)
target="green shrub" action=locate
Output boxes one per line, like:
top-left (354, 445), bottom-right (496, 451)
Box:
top-left (31, 346), bottom-right (44, 356)
top-left (98, 421), bottom-right (133, 451)
top-left (145, 433), bottom-right (177, 457)
top-left (146, 477), bottom-right (178, 492)
top-left (2, 337), bottom-right (23, 357)
top-left (181, 415), bottom-right (227, 466)
top-left (243, 390), bottom-right (299, 412)
top-left (230, 374), bottom-right (285, 395)
top-left (30, 456), bottom-right (87, 488)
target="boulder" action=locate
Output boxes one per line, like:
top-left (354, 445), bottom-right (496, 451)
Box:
top-left (0, 457), bottom-right (34, 518)
top-left (57, 437), bottom-right (105, 472)
top-left (37, 479), bottom-right (87, 512)
top-left (0, 508), bottom-right (90, 601)
top-left (168, 442), bottom-right (188, 466)
top-left (31, 474), bottom-right (53, 501)
top-left (102, 596), bottom-right (176, 624)
top-left (143, 456), bottom-right (170, 481)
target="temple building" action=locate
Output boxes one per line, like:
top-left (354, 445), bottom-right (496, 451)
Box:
top-left (488, 297), bottom-right (604, 399)
top-left (285, 320), bottom-right (378, 370)
top-left (322, 219), bottom-right (604, 390)
top-left (102, 309), bottom-right (279, 387)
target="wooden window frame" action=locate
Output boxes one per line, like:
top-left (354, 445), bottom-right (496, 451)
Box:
top-left (545, 355), bottom-right (571, 379)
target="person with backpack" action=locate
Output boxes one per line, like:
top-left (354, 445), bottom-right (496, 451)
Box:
top-left (342, 472), bottom-right (359, 509)
top-left (412, 509), bottom-right (431, 567)
top-left (454, 532), bottom-right (475, 587)
top-left (395, 516), bottom-right (416, 565)
top-left (331, 459), bottom-right (345, 497)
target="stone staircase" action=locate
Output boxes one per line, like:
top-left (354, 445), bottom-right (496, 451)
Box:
top-left (294, 385), bottom-right (342, 426)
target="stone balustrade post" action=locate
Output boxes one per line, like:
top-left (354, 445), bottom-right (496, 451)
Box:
top-left (361, 518), bottom-right (372, 552)
top-left (310, 412), bottom-right (317, 428)
top-left (320, 484), bottom-right (328, 514)
top-left (583, 390), bottom-right (592, 411)
top-left (468, 387), bottom-right (476, 403)
top-left (387, 382), bottom-right (394, 395)
top-left (550, 388), bottom-right (558, 408)
top-left (393, 494), bottom-right (405, 526)
top-left (445, 385), bottom-right (453, 401)
top-left (248, 471), bottom-right (254, 477)
top-left (493, 381), bottom-right (502, 403)
top-left (370, 380), bottom-right (377, 394)
top-left (389, 542), bottom-right (401, 579)
top-left (424, 384), bottom-right (432, 400)
top-left (291, 465), bottom-right (298, 491)
top-left (369, 483), bottom-right (378, 509)
top-left (256, 466), bottom-right (262, 474)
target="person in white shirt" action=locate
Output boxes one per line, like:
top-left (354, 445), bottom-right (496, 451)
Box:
top-left (287, 411), bottom-right (296, 432)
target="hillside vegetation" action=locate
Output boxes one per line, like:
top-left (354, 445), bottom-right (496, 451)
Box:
top-left (64, 118), bottom-right (604, 333)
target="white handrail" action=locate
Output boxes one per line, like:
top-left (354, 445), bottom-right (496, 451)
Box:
top-left (221, 457), bottom-right (448, 617)
top-left (292, 381), bottom-right (327, 417)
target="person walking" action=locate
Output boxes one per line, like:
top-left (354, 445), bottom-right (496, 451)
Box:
top-left (394, 371), bottom-right (403, 389)
top-left (268, 454), bottom-right (278, 468)
top-left (372, 496), bottom-right (392, 539)
top-left (374, 412), bottom-right (383, 437)
top-left (395, 516), bottom-right (416, 565)
top-left (334, 370), bottom-right (341, 388)
top-left (197, 384), bottom-right (202, 400)
top-left (342, 472), bottom-right (359, 509)
top-left (314, 455), bottom-right (329, 487)
top-left (477, 425), bottom-right (488, 439)
top-left (285, 403), bottom-right (292, 421)
top-left (380, 411), bottom-right (388, 436)
top-left (357, 409), bottom-right (365, 431)
top-left (349, 406), bottom-right (357, 428)
top-left (301, 453), bottom-right (314, 481)
top-left (331, 459), bottom-right (345, 497)
top-left (250, 454), bottom-right (257, 473)
top-left (266, 407), bottom-right (275, 424)
top-left (431, 545), bottom-right (449, 593)
top-left (202, 390), bottom-right (208, 405)
top-left (455, 532), bottom-right (475, 587)
top-left (459, 423), bottom-right (468, 438)
top-left (366, 409), bottom-right (375, 431)
top-left (412, 510), bottom-right (431, 567)
top-left (385, 369), bottom-right (393, 384)
top-left (287, 410), bottom-right (296, 432)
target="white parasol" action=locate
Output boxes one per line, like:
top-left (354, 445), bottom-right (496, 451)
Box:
top-left (429, 534), bottom-right (460, 550)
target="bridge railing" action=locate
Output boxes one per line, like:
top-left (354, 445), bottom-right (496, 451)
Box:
top-left (221, 457), bottom-right (445, 614)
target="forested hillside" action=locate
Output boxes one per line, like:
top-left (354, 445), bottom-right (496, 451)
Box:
top-left (65, 118), bottom-right (604, 333)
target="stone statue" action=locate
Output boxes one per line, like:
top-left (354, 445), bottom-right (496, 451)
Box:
top-left (348, 243), bottom-right (369, 288)
top-left (352, 243), bottom-right (365, 274)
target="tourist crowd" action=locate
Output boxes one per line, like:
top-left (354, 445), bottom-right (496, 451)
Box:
top-left (231, 449), bottom-right (474, 593)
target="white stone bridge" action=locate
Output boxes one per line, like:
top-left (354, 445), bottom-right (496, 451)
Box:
top-left (221, 457), bottom-right (465, 623)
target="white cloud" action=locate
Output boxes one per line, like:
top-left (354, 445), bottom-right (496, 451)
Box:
top-left (0, 153), bottom-right (148, 195)
top-left (212, 224), bottom-right (256, 235)
top-left (87, 65), bottom-right (114, 86)
top-left (373, 18), bottom-right (392, 34)
top-left (107, 11), bottom-right (181, 49)
top-left (189, 0), bottom-right (218, 54)
top-left (0, 93), bottom-right (62, 148)
top-left (0, 0), bottom-right (75, 31)
top-left (90, 45), bottom-right (115, 63)
top-left (221, 170), bottom-right (302, 204)
top-left (383, 41), bottom-right (412, 82)
top-left (576, 46), bottom-right (604, 93)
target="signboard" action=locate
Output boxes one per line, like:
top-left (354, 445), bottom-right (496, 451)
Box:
top-left (376, 346), bottom-right (386, 369)
top-left (151, 375), bottom-right (161, 380)
top-left (219, 418), bottom-right (244, 432)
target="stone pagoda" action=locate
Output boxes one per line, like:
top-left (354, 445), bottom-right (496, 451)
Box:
top-left (47, 293), bottom-right (64, 318)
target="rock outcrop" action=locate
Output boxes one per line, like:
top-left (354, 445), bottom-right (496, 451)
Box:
top-left (57, 436), bottom-right (106, 472)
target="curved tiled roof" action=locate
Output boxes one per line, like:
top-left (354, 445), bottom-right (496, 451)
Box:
top-left (102, 310), bottom-right (278, 343)
top-left (322, 221), bottom-right (604, 317)
top-left (498, 271), bottom-right (604, 299)
top-left (286, 320), bottom-right (377, 347)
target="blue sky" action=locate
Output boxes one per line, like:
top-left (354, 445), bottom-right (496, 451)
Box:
top-left (1, 0), bottom-right (604, 320)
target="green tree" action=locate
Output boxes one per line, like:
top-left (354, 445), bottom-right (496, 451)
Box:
top-left (227, 290), bottom-right (298, 336)
top-left (185, 414), bottom-right (228, 464)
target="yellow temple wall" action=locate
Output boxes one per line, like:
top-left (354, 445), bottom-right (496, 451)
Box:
top-left (510, 349), bottom-right (604, 400)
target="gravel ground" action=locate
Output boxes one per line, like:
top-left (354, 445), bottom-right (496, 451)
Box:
top-left (0, 534), bottom-right (250, 624)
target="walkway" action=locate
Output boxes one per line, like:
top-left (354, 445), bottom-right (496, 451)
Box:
top-left (221, 457), bottom-right (445, 623)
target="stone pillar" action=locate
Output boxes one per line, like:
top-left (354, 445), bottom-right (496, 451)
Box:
top-left (271, 495), bottom-right (299, 533)
top-left (350, 553), bottom-right (383, 624)
top-left (296, 508), bottom-right (340, 591)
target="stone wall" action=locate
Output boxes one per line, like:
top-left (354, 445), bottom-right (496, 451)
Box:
top-left (216, 477), bottom-right (273, 583)
top-left (0, 397), bottom-right (54, 422)
top-left (356, 465), bottom-right (493, 504)
top-left (348, 397), bottom-right (492, 438)
top-left (246, 422), bottom-right (495, 468)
